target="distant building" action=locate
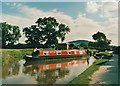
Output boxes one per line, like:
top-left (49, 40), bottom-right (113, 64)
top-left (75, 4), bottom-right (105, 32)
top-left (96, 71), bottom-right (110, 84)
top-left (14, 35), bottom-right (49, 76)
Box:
top-left (57, 43), bottom-right (69, 50)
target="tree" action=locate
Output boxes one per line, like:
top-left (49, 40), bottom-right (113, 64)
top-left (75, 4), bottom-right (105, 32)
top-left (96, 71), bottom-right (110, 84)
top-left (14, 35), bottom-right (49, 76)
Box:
top-left (93, 32), bottom-right (106, 42)
top-left (92, 32), bottom-right (111, 49)
top-left (80, 43), bottom-right (87, 47)
top-left (69, 43), bottom-right (75, 49)
top-left (23, 17), bottom-right (70, 47)
top-left (0, 22), bottom-right (21, 47)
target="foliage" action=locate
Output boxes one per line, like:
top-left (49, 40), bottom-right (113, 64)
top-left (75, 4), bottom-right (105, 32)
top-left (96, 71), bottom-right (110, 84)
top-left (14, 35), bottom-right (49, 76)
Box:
top-left (2, 49), bottom-right (32, 63)
top-left (23, 17), bottom-right (70, 48)
top-left (95, 51), bottom-right (113, 59)
top-left (80, 43), bottom-right (87, 47)
top-left (93, 59), bottom-right (109, 65)
top-left (88, 42), bottom-right (96, 47)
top-left (69, 43), bottom-right (74, 49)
top-left (93, 32), bottom-right (106, 41)
top-left (92, 32), bottom-right (111, 50)
top-left (0, 22), bottom-right (21, 47)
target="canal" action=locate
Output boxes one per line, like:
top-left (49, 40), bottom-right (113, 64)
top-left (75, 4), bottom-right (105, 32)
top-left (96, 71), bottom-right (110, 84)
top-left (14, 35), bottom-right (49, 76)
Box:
top-left (2, 57), bottom-right (95, 84)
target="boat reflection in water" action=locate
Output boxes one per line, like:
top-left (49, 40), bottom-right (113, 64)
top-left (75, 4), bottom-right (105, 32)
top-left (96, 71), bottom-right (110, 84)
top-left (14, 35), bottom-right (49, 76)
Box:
top-left (2, 56), bottom-right (95, 84)
top-left (23, 58), bottom-right (87, 84)
top-left (33, 59), bottom-right (86, 71)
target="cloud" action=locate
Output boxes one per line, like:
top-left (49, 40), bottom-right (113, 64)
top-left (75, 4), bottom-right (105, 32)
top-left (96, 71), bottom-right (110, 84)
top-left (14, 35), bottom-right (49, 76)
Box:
top-left (102, 0), bottom-right (118, 3)
top-left (71, 14), bottom-right (103, 40)
top-left (86, 1), bottom-right (118, 24)
top-left (3, 14), bottom-right (34, 28)
top-left (6, 3), bottom-right (10, 6)
top-left (99, 2), bottom-right (118, 23)
top-left (2, 3), bottom-right (118, 45)
top-left (99, 2), bottom-right (118, 45)
top-left (102, 23), bottom-right (118, 45)
top-left (0, 15), bottom-right (2, 22)
top-left (5, 2), bottom-right (23, 8)
top-left (88, 2), bottom-right (118, 45)
top-left (86, 2), bottom-right (99, 13)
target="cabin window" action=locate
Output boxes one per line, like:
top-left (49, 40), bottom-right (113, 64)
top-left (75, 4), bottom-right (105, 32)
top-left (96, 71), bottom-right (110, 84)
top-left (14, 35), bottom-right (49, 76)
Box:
top-left (68, 51), bottom-right (71, 55)
top-left (43, 51), bottom-right (49, 55)
top-left (56, 51), bottom-right (62, 55)
top-left (74, 51), bottom-right (77, 55)
top-left (79, 51), bottom-right (83, 54)
top-left (68, 62), bottom-right (71, 66)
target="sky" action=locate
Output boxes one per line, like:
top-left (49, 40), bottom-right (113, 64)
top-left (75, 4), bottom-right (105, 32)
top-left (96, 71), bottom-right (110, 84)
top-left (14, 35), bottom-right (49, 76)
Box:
top-left (1, 1), bottom-right (118, 45)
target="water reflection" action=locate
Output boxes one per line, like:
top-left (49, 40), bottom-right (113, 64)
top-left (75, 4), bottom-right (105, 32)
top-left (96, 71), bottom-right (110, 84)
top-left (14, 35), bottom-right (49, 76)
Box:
top-left (2, 57), bottom-right (95, 84)
top-left (35, 68), bottom-right (69, 84)
top-left (2, 61), bottom-right (20, 79)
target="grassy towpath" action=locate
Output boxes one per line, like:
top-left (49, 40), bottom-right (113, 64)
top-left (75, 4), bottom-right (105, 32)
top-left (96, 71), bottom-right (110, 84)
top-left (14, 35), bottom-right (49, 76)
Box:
top-left (68, 58), bottom-right (109, 85)
top-left (2, 49), bottom-right (32, 64)
top-left (90, 54), bottom-right (118, 84)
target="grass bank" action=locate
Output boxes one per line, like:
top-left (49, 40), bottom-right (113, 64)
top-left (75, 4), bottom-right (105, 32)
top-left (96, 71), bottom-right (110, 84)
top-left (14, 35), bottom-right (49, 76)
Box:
top-left (2, 49), bottom-right (32, 63)
top-left (68, 59), bottom-right (109, 85)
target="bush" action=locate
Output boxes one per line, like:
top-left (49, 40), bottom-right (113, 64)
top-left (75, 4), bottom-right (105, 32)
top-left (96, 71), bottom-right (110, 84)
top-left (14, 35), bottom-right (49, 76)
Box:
top-left (95, 51), bottom-right (113, 59)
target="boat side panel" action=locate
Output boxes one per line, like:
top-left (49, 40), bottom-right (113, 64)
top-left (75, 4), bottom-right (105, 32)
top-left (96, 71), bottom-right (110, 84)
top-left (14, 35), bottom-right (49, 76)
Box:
top-left (37, 50), bottom-right (87, 57)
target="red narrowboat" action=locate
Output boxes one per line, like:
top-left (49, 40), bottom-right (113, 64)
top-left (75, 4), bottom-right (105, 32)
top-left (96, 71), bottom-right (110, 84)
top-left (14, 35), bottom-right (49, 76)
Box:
top-left (24, 49), bottom-right (87, 61)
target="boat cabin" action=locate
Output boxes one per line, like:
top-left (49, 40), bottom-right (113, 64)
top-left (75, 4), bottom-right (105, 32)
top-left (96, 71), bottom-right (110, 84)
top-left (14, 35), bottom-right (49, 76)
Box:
top-left (38, 50), bottom-right (86, 57)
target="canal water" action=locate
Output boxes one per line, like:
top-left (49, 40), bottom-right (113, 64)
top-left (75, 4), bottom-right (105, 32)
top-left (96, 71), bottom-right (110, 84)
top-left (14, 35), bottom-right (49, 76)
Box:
top-left (2, 57), bottom-right (95, 84)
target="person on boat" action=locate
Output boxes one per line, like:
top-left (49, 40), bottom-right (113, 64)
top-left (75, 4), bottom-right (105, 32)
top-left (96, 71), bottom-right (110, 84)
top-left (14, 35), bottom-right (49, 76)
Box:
top-left (33, 48), bottom-right (38, 52)
top-left (32, 48), bottom-right (39, 57)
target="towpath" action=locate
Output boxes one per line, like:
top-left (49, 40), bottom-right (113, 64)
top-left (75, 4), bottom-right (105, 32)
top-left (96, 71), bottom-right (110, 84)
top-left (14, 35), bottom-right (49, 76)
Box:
top-left (90, 54), bottom-right (118, 84)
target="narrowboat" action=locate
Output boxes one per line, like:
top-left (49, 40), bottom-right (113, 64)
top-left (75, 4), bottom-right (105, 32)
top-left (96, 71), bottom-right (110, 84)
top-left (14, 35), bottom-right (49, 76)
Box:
top-left (24, 49), bottom-right (87, 61)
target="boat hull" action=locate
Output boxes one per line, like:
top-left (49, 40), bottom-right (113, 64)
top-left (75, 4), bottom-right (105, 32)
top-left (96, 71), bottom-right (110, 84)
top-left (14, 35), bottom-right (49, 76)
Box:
top-left (24, 55), bottom-right (86, 61)
top-left (24, 49), bottom-right (87, 61)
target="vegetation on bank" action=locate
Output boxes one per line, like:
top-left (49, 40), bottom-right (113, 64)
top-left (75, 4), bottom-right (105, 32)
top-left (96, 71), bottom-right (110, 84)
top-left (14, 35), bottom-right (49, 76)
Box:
top-left (67, 50), bottom-right (113, 85)
top-left (67, 59), bottom-right (109, 85)
top-left (2, 49), bottom-right (32, 64)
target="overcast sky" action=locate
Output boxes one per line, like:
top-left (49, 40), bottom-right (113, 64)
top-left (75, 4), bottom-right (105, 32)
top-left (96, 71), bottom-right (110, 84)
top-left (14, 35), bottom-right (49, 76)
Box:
top-left (1, 1), bottom-right (118, 45)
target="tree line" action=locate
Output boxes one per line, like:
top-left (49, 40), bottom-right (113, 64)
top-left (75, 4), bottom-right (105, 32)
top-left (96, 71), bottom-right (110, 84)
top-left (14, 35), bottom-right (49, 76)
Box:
top-left (0, 16), bottom-right (115, 50)
top-left (0, 17), bottom-right (70, 48)
top-left (88, 32), bottom-right (111, 51)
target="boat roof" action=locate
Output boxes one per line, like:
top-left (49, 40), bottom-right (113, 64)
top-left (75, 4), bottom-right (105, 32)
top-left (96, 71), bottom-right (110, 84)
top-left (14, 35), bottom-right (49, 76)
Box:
top-left (39, 49), bottom-right (84, 51)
